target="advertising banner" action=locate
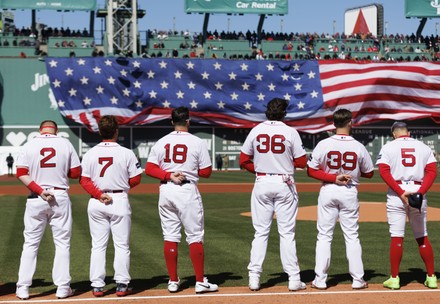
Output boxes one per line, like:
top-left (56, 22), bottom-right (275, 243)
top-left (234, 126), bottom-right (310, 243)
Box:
top-left (185, 0), bottom-right (288, 15)
top-left (405, 0), bottom-right (440, 17)
top-left (0, 0), bottom-right (96, 11)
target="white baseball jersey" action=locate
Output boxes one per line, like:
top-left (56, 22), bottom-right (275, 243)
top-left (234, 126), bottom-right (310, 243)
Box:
top-left (81, 142), bottom-right (142, 191)
top-left (147, 131), bottom-right (211, 183)
top-left (376, 137), bottom-right (436, 181)
top-left (241, 121), bottom-right (306, 174)
top-left (308, 135), bottom-right (374, 185)
top-left (16, 134), bottom-right (80, 188)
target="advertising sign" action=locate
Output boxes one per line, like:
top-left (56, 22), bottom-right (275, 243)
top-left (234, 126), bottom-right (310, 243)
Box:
top-left (405, 0), bottom-right (440, 17)
top-left (185, 0), bottom-right (288, 15)
top-left (0, 0), bottom-right (96, 11)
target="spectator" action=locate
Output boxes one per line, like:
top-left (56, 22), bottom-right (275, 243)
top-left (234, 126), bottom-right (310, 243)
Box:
top-left (6, 153), bottom-right (14, 176)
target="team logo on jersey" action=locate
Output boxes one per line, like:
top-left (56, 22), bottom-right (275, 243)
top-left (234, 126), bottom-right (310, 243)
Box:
top-left (376, 154), bottom-right (382, 160)
top-left (136, 162), bottom-right (141, 168)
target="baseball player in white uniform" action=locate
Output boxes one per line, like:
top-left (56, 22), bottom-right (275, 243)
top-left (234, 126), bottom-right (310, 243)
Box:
top-left (307, 109), bottom-right (374, 290)
top-left (377, 121), bottom-right (438, 290)
top-left (145, 106), bottom-right (218, 294)
top-left (15, 120), bottom-right (81, 300)
top-left (80, 115), bottom-right (142, 297)
top-left (239, 98), bottom-right (307, 292)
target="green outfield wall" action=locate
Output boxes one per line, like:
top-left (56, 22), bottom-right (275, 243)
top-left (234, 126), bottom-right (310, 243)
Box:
top-left (0, 58), bottom-right (439, 175)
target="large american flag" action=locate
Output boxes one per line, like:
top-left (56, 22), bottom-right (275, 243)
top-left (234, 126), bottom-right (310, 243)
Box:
top-left (45, 58), bottom-right (440, 133)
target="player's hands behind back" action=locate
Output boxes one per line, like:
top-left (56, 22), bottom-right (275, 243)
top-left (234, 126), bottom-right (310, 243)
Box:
top-left (335, 174), bottom-right (352, 186)
top-left (40, 190), bottom-right (55, 203)
top-left (170, 171), bottom-right (186, 184)
top-left (99, 193), bottom-right (113, 205)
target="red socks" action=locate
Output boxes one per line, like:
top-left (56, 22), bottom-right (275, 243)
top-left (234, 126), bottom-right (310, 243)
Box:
top-left (164, 241), bottom-right (178, 281)
top-left (190, 242), bottom-right (205, 283)
top-left (417, 236), bottom-right (435, 276)
top-left (390, 237), bottom-right (403, 277)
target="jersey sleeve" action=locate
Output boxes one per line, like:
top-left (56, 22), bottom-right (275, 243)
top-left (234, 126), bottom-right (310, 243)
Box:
top-left (127, 150), bottom-right (143, 178)
top-left (307, 142), bottom-right (324, 170)
top-left (146, 143), bottom-right (161, 165)
top-left (291, 128), bottom-right (306, 158)
top-left (15, 143), bottom-right (29, 168)
top-left (80, 153), bottom-right (91, 178)
top-left (359, 145), bottom-right (374, 173)
top-left (68, 141), bottom-right (81, 169)
top-left (375, 145), bottom-right (390, 166)
top-left (198, 139), bottom-right (212, 169)
top-left (241, 129), bottom-right (255, 156)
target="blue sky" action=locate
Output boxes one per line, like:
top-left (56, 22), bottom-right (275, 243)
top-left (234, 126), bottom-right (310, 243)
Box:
top-left (11, 1), bottom-right (439, 38)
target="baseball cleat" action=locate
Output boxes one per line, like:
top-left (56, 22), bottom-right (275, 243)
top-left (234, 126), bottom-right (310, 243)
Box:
top-left (310, 280), bottom-right (327, 290)
top-left (92, 287), bottom-right (105, 297)
top-left (16, 286), bottom-right (29, 300)
top-left (195, 277), bottom-right (218, 294)
top-left (56, 287), bottom-right (74, 299)
top-left (383, 276), bottom-right (400, 290)
top-left (424, 274), bottom-right (438, 289)
top-left (352, 281), bottom-right (368, 289)
top-left (248, 276), bottom-right (260, 291)
top-left (288, 280), bottom-right (307, 291)
top-left (168, 279), bottom-right (180, 293)
top-left (115, 283), bottom-right (132, 297)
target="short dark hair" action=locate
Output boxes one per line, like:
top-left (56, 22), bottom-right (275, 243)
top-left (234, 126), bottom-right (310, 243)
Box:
top-left (39, 120), bottom-right (58, 132)
top-left (391, 121), bottom-right (408, 133)
top-left (172, 107), bottom-right (190, 126)
top-left (333, 108), bottom-right (352, 128)
top-left (265, 98), bottom-right (288, 121)
top-left (98, 115), bottom-right (118, 139)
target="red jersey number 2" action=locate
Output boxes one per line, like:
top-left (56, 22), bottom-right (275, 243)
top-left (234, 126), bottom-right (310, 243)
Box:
top-left (99, 157), bottom-right (113, 177)
top-left (40, 147), bottom-right (56, 168)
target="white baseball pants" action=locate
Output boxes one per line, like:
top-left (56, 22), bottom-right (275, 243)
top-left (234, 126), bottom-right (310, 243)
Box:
top-left (314, 184), bottom-right (364, 287)
top-left (87, 193), bottom-right (131, 288)
top-left (17, 190), bottom-right (72, 289)
top-left (248, 175), bottom-right (301, 281)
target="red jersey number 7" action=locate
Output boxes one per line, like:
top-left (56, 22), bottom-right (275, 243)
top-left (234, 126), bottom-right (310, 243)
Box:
top-left (99, 157), bottom-right (113, 177)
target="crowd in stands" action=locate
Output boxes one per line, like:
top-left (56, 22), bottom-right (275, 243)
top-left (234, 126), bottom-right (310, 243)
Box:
top-left (145, 29), bottom-right (440, 62)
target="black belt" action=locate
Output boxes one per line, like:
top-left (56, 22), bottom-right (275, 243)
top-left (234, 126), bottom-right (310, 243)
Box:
top-left (103, 190), bottom-right (124, 193)
top-left (160, 180), bottom-right (191, 185)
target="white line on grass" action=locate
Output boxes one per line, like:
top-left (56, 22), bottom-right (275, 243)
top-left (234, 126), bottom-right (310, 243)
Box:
top-left (1, 289), bottom-right (440, 303)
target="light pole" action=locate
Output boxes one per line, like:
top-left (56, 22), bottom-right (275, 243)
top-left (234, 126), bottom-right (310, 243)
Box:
top-left (436, 22), bottom-right (439, 36)
top-left (385, 21), bottom-right (388, 35)
top-left (172, 17), bottom-right (176, 34)
top-left (333, 20), bottom-right (336, 36)
top-left (227, 18), bottom-right (230, 32)
top-left (280, 18), bottom-right (284, 33)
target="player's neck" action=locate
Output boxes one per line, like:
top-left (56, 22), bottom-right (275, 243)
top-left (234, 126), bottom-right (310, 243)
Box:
top-left (175, 126), bottom-right (188, 132)
top-left (335, 127), bottom-right (350, 136)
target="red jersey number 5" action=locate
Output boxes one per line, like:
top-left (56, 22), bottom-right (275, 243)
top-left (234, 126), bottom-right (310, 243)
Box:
top-left (401, 148), bottom-right (416, 167)
top-left (99, 157), bottom-right (113, 177)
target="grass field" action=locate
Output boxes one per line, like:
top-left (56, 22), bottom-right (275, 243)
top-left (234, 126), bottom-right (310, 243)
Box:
top-left (1, 171), bottom-right (440, 296)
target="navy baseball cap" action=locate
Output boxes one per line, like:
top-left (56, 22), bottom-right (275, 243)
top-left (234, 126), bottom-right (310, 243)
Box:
top-left (391, 121), bottom-right (407, 132)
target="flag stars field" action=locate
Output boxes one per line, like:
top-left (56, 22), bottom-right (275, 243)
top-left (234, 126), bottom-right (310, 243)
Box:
top-left (46, 57), bottom-right (326, 131)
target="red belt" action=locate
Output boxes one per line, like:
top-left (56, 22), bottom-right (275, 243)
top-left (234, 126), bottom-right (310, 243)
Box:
top-left (103, 190), bottom-right (124, 193)
top-left (395, 181), bottom-right (422, 185)
top-left (256, 173), bottom-right (282, 176)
